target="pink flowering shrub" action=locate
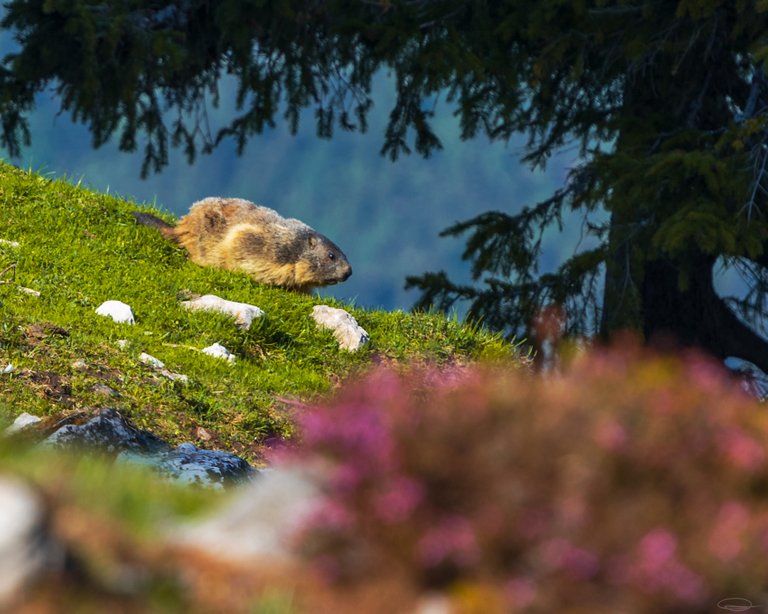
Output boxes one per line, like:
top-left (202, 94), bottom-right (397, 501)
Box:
top-left (291, 344), bottom-right (768, 612)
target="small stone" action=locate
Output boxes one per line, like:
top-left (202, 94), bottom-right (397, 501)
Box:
top-left (194, 426), bottom-right (214, 442)
top-left (182, 295), bottom-right (264, 329)
top-left (202, 343), bottom-right (236, 363)
top-left (139, 353), bottom-right (165, 369)
top-left (2, 364), bottom-right (13, 374)
top-left (0, 239), bottom-right (20, 248)
top-left (117, 339), bottom-right (129, 350)
top-left (70, 360), bottom-right (89, 372)
top-left (95, 300), bottom-right (135, 324)
top-left (18, 287), bottom-right (40, 297)
top-left (312, 305), bottom-right (370, 351)
top-left (160, 369), bottom-right (189, 384)
top-left (91, 384), bottom-right (119, 398)
top-left (5, 412), bottom-right (42, 435)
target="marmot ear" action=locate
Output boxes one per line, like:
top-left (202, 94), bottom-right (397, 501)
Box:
top-left (307, 235), bottom-right (317, 247)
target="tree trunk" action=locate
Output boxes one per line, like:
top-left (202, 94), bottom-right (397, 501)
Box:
top-left (600, 211), bottom-right (642, 336)
top-left (641, 252), bottom-right (768, 373)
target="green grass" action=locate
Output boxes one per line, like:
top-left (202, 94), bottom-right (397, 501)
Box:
top-left (0, 161), bottom-right (522, 464)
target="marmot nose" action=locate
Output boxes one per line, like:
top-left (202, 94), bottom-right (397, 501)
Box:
top-left (342, 265), bottom-right (352, 280)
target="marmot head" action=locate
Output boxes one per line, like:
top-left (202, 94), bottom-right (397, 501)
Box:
top-left (300, 233), bottom-right (352, 286)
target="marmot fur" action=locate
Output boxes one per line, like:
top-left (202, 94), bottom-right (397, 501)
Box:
top-left (133, 197), bottom-right (352, 292)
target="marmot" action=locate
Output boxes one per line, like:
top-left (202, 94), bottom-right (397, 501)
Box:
top-left (133, 197), bottom-right (352, 292)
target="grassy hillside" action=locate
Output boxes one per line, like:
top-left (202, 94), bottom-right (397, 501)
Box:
top-left (0, 161), bottom-right (520, 463)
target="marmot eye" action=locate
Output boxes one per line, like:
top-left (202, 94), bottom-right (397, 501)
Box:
top-left (328, 251), bottom-right (335, 260)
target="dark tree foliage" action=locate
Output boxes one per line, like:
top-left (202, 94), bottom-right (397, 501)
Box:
top-left (3, 1), bottom-right (768, 370)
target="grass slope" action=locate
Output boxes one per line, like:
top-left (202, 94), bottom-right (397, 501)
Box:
top-left (0, 161), bottom-right (519, 463)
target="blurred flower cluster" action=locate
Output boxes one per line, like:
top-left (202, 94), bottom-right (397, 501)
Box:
top-left (290, 343), bottom-right (768, 612)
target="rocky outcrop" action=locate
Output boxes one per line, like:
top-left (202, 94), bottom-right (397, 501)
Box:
top-left (12, 409), bottom-right (255, 490)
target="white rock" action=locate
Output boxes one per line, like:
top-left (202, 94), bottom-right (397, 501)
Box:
top-left (70, 360), bottom-right (89, 371)
top-left (202, 343), bottom-right (236, 363)
top-left (159, 369), bottom-right (189, 384)
top-left (5, 412), bottom-right (42, 435)
top-left (137, 352), bottom-right (189, 382)
top-left (0, 476), bottom-right (61, 606)
top-left (0, 239), bottom-right (20, 248)
top-left (139, 352), bottom-right (165, 369)
top-left (116, 339), bottom-right (129, 349)
top-left (18, 287), bottom-right (40, 297)
top-left (171, 467), bottom-right (319, 561)
top-left (182, 295), bottom-right (264, 329)
top-left (312, 305), bottom-right (370, 351)
top-left (2, 364), bottom-right (13, 374)
top-left (95, 300), bottom-right (135, 324)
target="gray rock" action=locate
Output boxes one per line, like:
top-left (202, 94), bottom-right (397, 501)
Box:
top-left (0, 476), bottom-right (62, 606)
top-left (137, 353), bottom-right (189, 383)
top-left (158, 369), bottom-right (190, 384)
top-left (139, 352), bottom-right (165, 369)
top-left (44, 408), bottom-right (167, 455)
top-left (117, 444), bottom-right (255, 490)
top-left (312, 305), bottom-right (370, 351)
top-left (171, 467), bottom-right (319, 560)
top-left (43, 409), bottom-right (254, 489)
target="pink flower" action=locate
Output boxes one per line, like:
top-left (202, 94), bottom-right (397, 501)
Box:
top-left (626, 528), bottom-right (706, 603)
top-left (708, 501), bottom-right (750, 562)
top-left (637, 528), bottom-right (677, 570)
top-left (372, 476), bottom-right (425, 524)
top-left (686, 355), bottom-right (728, 392)
top-left (416, 516), bottom-right (479, 569)
top-left (505, 577), bottom-right (537, 609)
top-left (539, 537), bottom-right (600, 579)
top-left (594, 419), bottom-right (627, 451)
top-left (304, 499), bottom-right (355, 532)
top-left (717, 427), bottom-right (765, 471)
